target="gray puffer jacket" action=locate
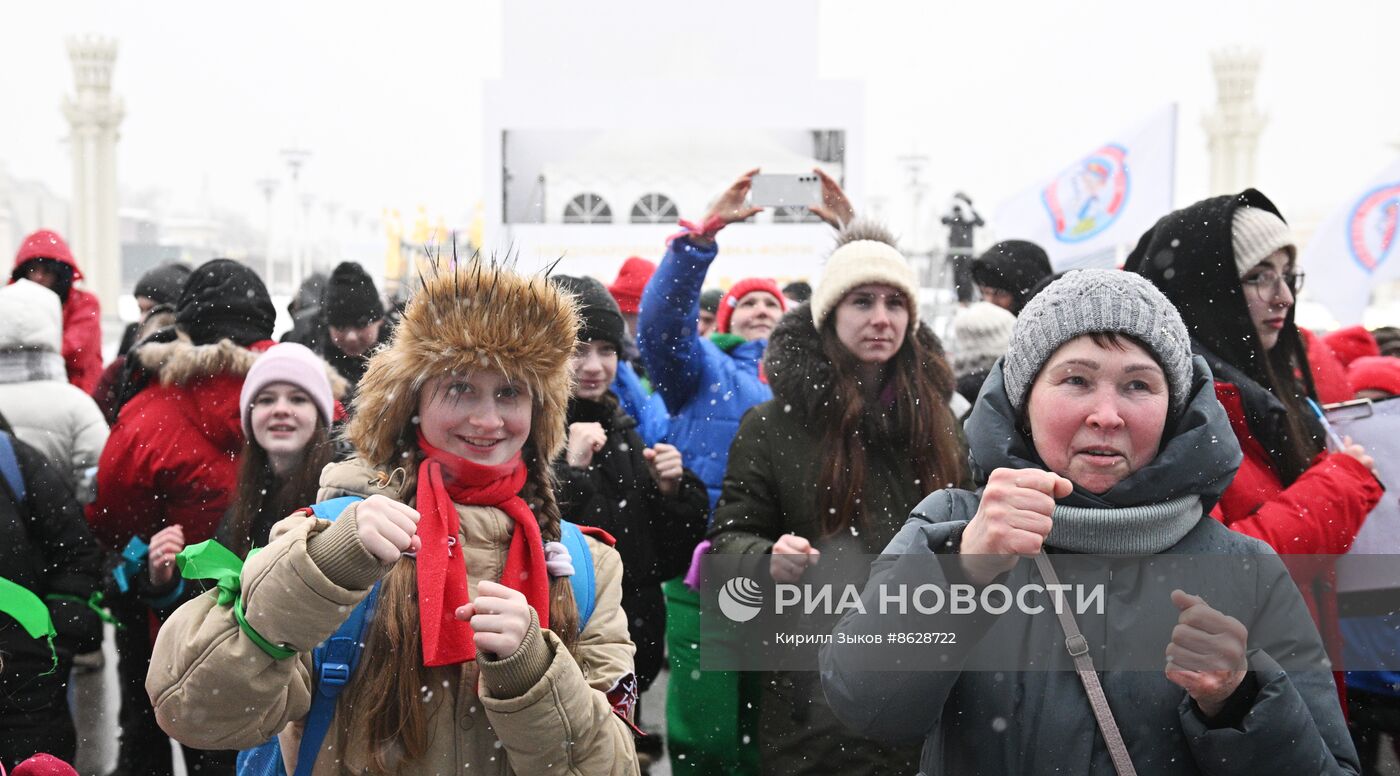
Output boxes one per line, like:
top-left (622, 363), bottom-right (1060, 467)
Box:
top-left (820, 357), bottom-right (1359, 775)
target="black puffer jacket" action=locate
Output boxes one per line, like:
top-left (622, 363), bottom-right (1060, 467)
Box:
top-left (710, 303), bottom-right (967, 559)
top-left (553, 393), bottom-right (708, 691)
top-left (708, 303), bottom-right (968, 776)
top-left (0, 432), bottom-right (104, 763)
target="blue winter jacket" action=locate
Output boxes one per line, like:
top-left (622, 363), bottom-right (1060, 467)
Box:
top-left (638, 235), bottom-right (771, 510)
top-left (611, 359), bottom-right (668, 448)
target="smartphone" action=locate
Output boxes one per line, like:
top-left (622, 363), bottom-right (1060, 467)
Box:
top-left (749, 173), bottom-right (821, 208)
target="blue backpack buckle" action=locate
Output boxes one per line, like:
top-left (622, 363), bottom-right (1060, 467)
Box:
top-left (319, 661), bottom-right (351, 688)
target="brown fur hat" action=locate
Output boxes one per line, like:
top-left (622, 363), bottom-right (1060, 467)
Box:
top-left (346, 256), bottom-right (580, 469)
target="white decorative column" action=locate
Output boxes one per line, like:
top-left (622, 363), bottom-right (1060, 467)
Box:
top-left (63, 36), bottom-right (124, 311)
top-left (1202, 49), bottom-right (1266, 196)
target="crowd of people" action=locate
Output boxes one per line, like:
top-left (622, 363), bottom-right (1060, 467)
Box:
top-left (2, 169), bottom-right (1400, 776)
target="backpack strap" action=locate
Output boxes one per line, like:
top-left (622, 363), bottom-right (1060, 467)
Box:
top-left (293, 496), bottom-right (372, 776)
top-left (0, 432), bottom-right (25, 504)
top-left (559, 521), bottom-right (596, 631)
top-left (310, 496), bottom-right (364, 521)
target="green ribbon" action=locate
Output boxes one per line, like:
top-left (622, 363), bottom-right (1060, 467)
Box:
top-left (708, 332), bottom-right (747, 353)
top-left (176, 540), bottom-right (244, 607)
top-left (175, 541), bottom-right (296, 661)
top-left (45, 590), bottom-right (121, 627)
top-left (0, 575), bottom-right (58, 675)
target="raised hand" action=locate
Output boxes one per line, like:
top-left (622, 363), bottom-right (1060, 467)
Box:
top-left (354, 494), bottom-right (421, 564)
top-left (566, 422), bottom-right (608, 469)
top-left (809, 167), bottom-right (855, 229)
top-left (959, 467), bottom-right (1073, 585)
top-left (771, 533), bottom-right (821, 583)
top-left (456, 579), bottom-right (534, 659)
top-left (691, 168), bottom-right (764, 246)
top-left (148, 524), bottom-right (186, 586)
top-left (643, 443), bottom-right (684, 496)
top-left (1164, 590), bottom-right (1249, 718)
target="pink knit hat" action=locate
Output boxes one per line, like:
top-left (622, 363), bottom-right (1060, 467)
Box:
top-left (11, 753), bottom-right (79, 776)
top-left (239, 342), bottom-right (335, 435)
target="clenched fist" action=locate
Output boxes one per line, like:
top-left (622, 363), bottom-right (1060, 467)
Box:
top-left (355, 494), bottom-right (421, 564)
top-left (456, 579), bottom-right (534, 659)
top-left (566, 422), bottom-right (608, 469)
top-left (959, 468), bottom-right (1073, 585)
top-left (148, 524), bottom-right (186, 587)
top-left (643, 443), bottom-right (684, 496)
top-left (771, 533), bottom-right (821, 584)
top-left (1164, 590), bottom-right (1249, 717)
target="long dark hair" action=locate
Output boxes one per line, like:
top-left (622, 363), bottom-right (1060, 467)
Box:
top-left (813, 319), bottom-right (967, 538)
top-left (218, 417), bottom-right (334, 557)
top-left (1128, 190), bottom-right (1321, 484)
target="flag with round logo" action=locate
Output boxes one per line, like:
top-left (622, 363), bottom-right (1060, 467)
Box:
top-left (1300, 158), bottom-right (1400, 325)
top-left (994, 105), bottom-right (1178, 271)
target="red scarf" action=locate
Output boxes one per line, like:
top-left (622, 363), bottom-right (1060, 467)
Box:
top-left (414, 432), bottom-right (550, 666)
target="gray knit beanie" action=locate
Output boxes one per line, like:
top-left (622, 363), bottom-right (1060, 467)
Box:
top-left (1002, 269), bottom-right (1193, 416)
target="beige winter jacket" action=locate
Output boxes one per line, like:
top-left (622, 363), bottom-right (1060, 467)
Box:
top-left (147, 457), bottom-right (640, 775)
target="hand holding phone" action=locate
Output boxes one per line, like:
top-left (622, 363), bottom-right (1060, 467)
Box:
top-left (748, 173), bottom-right (822, 208)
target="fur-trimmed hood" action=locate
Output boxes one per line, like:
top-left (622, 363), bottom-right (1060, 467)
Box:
top-left (763, 301), bottom-right (950, 427)
top-left (346, 256), bottom-right (579, 470)
top-left (135, 331), bottom-right (348, 397)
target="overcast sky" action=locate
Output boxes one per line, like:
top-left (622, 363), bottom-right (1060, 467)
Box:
top-left (3, 0), bottom-right (1396, 241)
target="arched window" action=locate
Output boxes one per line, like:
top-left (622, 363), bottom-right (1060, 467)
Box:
top-left (563, 193), bottom-right (613, 224)
top-left (630, 192), bottom-right (680, 224)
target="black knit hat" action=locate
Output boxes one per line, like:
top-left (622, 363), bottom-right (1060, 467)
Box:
top-left (324, 262), bottom-right (384, 328)
top-left (554, 274), bottom-right (625, 349)
top-left (133, 263), bottom-right (192, 306)
top-left (700, 287), bottom-right (724, 314)
top-left (970, 240), bottom-right (1053, 315)
top-left (175, 259), bottom-right (276, 347)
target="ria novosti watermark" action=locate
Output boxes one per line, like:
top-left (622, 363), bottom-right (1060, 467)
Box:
top-left (720, 575), bottom-right (1105, 622)
top-left (699, 552), bottom-right (1365, 673)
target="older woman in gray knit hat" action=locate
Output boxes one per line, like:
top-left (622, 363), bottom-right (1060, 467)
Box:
top-left (822, 269), bottom-right (1359, 775)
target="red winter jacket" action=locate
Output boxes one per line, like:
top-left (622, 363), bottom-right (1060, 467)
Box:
top-left (62, 287), bottom-right (103, 394)
top-left (1210, 380), bottom-right (1382, 709)
top-left (11, 229), bottom-right (104, 394)
top-left (86, 337), bottom-right (275, 550)
top-left (1300, 327), bottom-right (1354, 405)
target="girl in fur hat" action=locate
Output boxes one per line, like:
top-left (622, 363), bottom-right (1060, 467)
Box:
top-left (147, 257), bottom-right (640, 775)
top-left (709, 220), bottom-right (969, 776)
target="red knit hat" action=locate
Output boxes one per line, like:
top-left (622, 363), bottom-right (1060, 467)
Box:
top-left (11, 753), bottom-right (79, 776)
top-left (1348, 356), bottom-right (1400, 397)
top-left (716, 278), bottom-right (786, 334)
top-left (13, 229), bottom-right (81, 280)
top-left (607, 257), bottom-right (656, 315)
top-left (1322, 325), bottom-right (1380, 368)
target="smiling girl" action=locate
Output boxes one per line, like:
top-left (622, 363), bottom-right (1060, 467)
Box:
top-left (147, 258), bottom-right (638, 774)
top-left (146, 344), bottom-right (339, 582)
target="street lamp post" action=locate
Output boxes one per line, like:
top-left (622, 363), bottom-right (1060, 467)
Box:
top-left (280, 146), bottom-right (311, 285)
top-left (256, 177), bottom-right (279, 291)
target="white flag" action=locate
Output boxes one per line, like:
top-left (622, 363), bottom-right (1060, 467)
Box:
top-left (993, 105), bottom-right (1177, 270)
top-left (1300, 159), bottom-right (1400, 325)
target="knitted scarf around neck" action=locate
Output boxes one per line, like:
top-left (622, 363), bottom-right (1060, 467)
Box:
top-left (1047, 495), bottom-right (1203, 554)
top-left (415, 432), bottom-right (549, 666)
